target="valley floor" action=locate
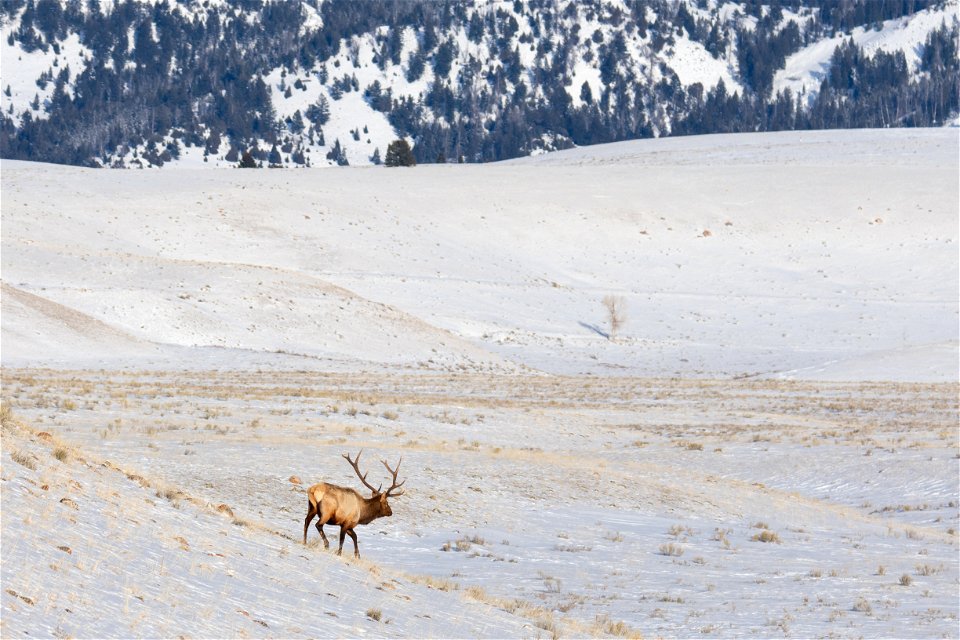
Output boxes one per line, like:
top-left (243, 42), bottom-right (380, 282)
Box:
top-left (2, 368), bottom-right (957, 638)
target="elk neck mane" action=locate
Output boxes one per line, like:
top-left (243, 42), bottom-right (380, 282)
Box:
top-left (357, 496), bottom-right (383, 525)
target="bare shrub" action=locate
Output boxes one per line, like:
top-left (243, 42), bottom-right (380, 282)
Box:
top-left (0, 402), bottom-right (15, 429)
top-left (365, 608), bottom-right (382, 621)
top-left (915, 564), bottom-right (942, 576)
top-left (712, 528), bottom-right (732, 548)
top-left (595, 615), bottom-right (641, 638)
top-left (465, 586), bottom-right (487, 601)
top-left (899, 574), bottom-right (912, 586)
top-left (658, 542), bottom-right (684, 557)
top-left (602, 295), bottom-right (627, 340)
top-left (10, 450), bottom-right (37, 470)
top-left (752, 530), bottom-right (781, 543)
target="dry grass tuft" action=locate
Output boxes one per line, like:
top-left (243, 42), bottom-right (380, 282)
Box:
top-left (658, 542), bottom-right (684, 557)
top-left (10, 449), bottom-right (37, 470)
top-left (0, 402), bottom-right (16, 430)
top-left (365, 608), bottom-right (382, 622)
top-left (464, 585), bottom-right (487, 601)
top-left (852, 597), bottom-right (872, 614)
top-left (594, 615), bottom-right (642, 638)
top-left (411, 574), bottom-right (458, 592)
top-left (751, 530), bottom-right (781, 544)
top-left (915, 564), bottom-right (942, 576)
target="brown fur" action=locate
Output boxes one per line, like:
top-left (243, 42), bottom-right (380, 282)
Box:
top-left (303, 451), bottom-right (404, 558)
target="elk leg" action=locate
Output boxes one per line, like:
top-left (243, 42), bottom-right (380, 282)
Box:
top-left (346, 529), bottom-right (360, 558)
top-left (316, 521), bottom-right (329, 549)
top-left (303, 503), bottom-right (317, 544)
top-left (317, 504), bottom-right (334, 549)
top-left (337, 527), bottom-right (347, 556)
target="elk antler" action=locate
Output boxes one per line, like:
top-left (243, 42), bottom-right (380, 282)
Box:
top-left (381, 457), bottom-right (406, 497)
top-left (343, 450), bottom-right (382, 495)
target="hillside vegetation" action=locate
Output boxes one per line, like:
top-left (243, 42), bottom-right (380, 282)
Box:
top-left (1, 0), bottom-right (957, 167)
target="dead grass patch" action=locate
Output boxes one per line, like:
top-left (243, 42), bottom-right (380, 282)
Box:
top-left (752, 530), bottom-right (781, 544)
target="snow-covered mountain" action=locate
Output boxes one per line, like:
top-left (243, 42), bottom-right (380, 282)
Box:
top-left (0, 0), bottom-right (957, 168)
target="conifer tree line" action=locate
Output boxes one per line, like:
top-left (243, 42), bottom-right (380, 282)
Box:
top-left (0, 0), bottom-right (956, 167)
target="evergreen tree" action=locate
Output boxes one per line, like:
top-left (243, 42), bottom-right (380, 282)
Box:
top-left (580, 81), bottom-right (593, 104)
top-left (268, 143), bottom-right (282, 166)
top-left (384, 139), bottom-right (415, 167)
top-left (239, 150), bottom-right (257, 168)
top-left (326, 138), bottom-right (348, 165)
top-left (305, 95), bottom-right (331, 126)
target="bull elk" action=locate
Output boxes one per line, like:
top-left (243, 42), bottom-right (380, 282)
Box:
top-left (303, 450), bottom-right (405, 558)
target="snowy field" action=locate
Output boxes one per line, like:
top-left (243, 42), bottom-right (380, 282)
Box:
top-left (2, 128), bottom-right (958, 637)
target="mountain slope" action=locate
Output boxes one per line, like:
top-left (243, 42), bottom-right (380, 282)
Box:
top-left (0, 0), bottom-right (957, 168)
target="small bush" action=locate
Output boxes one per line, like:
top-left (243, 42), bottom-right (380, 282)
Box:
top-left (10, 450), bottom-right (36, 470)
top-left (366, 608), bottom-right (382, 622)
top-left (658, 542), bottom-right (684, 557)
top-left (712, 528), bottom-right (732, 548)
top-left (852, 597), bottom-right (872, 613)
top-left (899, 574), bottom-right (912, 586)
top-left (53, 446), bottom-right (70, 462)
top-left (465, 586), bottom-right (486, 601)
top-left (915, 564), bottom-right (941, 576)
top-left (752, 530), bottom-right (781, 543)
top-left (0, 402), bottom-right (15, 429)
top-left (595, 615), bottom-right (639, 638)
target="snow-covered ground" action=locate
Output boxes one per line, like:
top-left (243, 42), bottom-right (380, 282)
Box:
top-left (2, 128), bottom-right (958, 637)
top-left (2, 371), bottom-right (957, 638)
top-left (2, 128), bottom-right (957, 379)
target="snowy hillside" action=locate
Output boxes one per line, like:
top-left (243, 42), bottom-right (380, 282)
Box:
top-left (774, 2), bottom-right (959, 106)
top-left (2, 128), bottom-right (958, 638)
top-left (0, 414), bottom-right (539, 638)
top-left (2, 128), bottom-right (957, 380)
top-left (3, 358), bottom-right (958, 637)
top-left (1, 0), bottom-right (957, 168)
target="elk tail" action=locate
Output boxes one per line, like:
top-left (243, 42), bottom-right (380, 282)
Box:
top-left (307, 484), bottom-right (323, 510)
